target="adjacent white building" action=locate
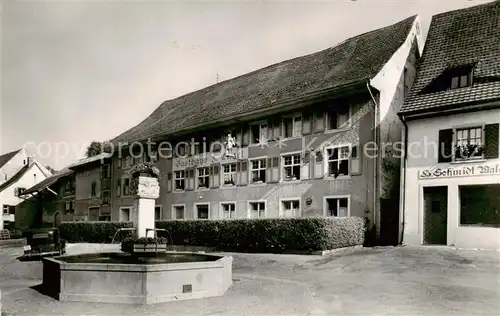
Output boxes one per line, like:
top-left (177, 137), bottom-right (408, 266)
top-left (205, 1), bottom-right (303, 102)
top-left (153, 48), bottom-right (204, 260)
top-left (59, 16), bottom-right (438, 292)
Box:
top-left (399, 2), bottom-right (500, 249)
top-left (0, 148), bottom-right (51, 230)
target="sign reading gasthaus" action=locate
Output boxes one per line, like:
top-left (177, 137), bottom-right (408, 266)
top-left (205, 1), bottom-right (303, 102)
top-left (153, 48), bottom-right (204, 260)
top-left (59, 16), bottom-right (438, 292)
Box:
top-left (419, 164), bottom-right (500, 179)
top-left (172, 148), bottom-right (248, 171)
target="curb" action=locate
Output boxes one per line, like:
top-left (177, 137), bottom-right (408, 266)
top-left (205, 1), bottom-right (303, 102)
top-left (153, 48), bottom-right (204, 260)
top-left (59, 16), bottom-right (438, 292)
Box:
top-left (0, 239), bottom-right (26, 246)
top-left (311, 245), bottom-right (363, 256)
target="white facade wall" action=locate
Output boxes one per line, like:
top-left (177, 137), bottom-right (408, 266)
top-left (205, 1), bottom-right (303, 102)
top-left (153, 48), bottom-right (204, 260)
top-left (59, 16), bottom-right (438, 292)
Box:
top-left (0, 163), bottom-right (49, 230)
top-left (0, 149), bottom-right (28, 186)
top-left (403, 107), bottom-right (500, 249)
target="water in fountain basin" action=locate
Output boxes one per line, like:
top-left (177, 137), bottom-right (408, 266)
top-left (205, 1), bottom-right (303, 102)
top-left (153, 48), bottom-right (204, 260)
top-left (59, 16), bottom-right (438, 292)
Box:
top-left (59, 252), bottom-right (220, 264)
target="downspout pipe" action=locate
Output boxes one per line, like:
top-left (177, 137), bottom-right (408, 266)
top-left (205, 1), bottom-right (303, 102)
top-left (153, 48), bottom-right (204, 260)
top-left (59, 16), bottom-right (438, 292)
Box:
top-left (398, 113), bottom-right (409, 245)
top-left (366, 82), bottom-right (379, 245)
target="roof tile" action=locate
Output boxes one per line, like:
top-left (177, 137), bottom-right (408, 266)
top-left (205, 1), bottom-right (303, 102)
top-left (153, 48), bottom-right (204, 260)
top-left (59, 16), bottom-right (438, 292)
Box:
top-left (401, 1), bottom-right (500, 115)
top-left (112, 15), bottom-right (417, 143)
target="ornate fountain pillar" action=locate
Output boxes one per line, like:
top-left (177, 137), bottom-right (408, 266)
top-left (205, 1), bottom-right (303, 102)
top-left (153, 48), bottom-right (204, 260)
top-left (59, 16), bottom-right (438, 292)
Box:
top-left (131, 176), bottom-right (160, 238)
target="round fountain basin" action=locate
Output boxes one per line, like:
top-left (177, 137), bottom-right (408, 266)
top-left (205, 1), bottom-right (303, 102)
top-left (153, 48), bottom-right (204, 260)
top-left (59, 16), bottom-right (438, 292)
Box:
top-left (42, 252), bottom-right (233, 305)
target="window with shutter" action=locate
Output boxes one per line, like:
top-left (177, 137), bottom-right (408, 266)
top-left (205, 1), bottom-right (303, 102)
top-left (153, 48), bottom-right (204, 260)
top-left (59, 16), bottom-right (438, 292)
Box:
top-left (314, 150), bottom-right (324, 178)
top-left (187, 168), bottom-right (194, 190)
top-left (116, 179), bottom-right (121, 196)
top-left (301, 152), bottom-right (310, 180)
top-left (350, 145), bottom-right (361, 175)
top-left (240, 160), bottom-right (248, 185)
top-left (211, 164), bottom-right (220, 188)
top-left (438, 129), bottom-right (453, 163)
top-left (302, 114), bottom-right (312, 135)
top-left (266, 157), bottom-right (274, 183)
top-left (242, 125), bottom-right (250, 146)
top-left (484, 123), bottom-right (499, 159)
top-left (314, 112), bottom-right (325, 132)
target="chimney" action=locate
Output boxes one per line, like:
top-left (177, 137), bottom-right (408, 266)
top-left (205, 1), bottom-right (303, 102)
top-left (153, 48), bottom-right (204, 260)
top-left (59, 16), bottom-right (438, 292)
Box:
top-left (27, 156), bottom-right (34, 165)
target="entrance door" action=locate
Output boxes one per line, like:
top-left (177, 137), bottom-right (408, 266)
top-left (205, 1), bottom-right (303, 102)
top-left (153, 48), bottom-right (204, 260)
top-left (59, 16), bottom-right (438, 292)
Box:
top-left (423, 186), bottom-right (448, 245)
top-left (88, 207), bottom-right (100, 221)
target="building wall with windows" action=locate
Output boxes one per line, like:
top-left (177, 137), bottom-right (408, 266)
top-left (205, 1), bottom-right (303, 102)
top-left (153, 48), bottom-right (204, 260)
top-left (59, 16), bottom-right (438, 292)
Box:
top-left (15, 174), bottom-right (76, 230)
top-left (151, 95), bottom-right (378, 224)
top-left (0, 162), bottom-right (50, 230)
top-left (73, 162), bottom-right (112, 221)
top-left (403, 107), bottom-right (500, 249)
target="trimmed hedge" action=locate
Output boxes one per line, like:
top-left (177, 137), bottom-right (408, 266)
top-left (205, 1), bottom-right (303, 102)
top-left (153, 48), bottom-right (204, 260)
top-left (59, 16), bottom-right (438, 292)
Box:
top-left (55, 217), bottom-right (365, 252)
top-left (58, 221), bottom-right (135, 243)
top-left (155, 217), bottom-right (365, 252)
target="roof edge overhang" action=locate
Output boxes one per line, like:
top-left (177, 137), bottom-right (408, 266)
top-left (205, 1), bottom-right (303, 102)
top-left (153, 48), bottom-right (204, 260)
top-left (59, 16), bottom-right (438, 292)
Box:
top-left (109, 80), bottom-right (375, 152)
top-left (398, 98), bottom-right (500, 122)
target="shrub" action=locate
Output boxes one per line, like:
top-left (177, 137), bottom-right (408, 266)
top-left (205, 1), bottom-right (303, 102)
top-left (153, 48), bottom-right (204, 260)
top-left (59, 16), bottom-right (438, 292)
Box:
top-left (58, 221), bottom-right (135, 243)
top-left (155, 217), bottom-right (365, 253)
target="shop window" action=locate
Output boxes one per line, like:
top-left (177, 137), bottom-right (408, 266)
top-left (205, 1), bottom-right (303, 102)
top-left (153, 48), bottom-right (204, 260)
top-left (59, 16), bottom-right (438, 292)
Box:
top-left (460, 184), bottom-right (500, 227)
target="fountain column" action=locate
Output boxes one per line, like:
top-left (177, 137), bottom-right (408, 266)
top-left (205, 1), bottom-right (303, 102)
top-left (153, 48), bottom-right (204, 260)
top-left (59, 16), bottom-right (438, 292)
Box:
top-left (131, 176), bottom-right (160, 238)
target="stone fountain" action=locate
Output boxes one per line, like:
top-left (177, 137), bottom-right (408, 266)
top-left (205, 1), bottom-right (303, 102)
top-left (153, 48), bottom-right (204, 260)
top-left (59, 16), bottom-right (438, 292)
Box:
top-left (41, 164), bottom-right (233, 304)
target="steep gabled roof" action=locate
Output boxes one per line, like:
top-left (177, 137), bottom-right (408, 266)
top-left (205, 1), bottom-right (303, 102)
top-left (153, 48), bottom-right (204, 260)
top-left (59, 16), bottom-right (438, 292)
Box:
top-left (0, 164), bottom-right (31, 192)
top-left (400, 1), bottom-right (500, 115)
top-left (21, 167), bottom-right (74, 196)
top-left (0, 149), bottom-right (22, 169)
top-left (112, 15), bottom-right (417, 144)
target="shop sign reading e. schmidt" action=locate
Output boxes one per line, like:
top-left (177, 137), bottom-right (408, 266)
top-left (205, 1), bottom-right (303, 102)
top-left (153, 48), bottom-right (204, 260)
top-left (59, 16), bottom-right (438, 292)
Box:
top-left (419, 164), bottom-right (500, 180)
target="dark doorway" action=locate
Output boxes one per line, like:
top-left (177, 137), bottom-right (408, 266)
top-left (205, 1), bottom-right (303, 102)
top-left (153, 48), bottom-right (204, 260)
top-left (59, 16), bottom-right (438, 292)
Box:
top-left (53, 212), bottom-right (62, 227)
top-left (423, 186), bottom-right (448, 245)
top-left (380, 198), bottom-right (400, 246)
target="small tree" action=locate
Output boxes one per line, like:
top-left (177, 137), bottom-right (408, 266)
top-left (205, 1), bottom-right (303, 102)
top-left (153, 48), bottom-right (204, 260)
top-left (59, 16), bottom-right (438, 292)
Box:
top-left (86, 141), bottom-right (104, 157)
top-left (45, 165), bottom-right (57, 174)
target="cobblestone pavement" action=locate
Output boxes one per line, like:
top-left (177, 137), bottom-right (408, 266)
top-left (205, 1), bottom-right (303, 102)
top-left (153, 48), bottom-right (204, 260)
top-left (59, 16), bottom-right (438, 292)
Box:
top-left (1, 244), bottom-right (499, 315)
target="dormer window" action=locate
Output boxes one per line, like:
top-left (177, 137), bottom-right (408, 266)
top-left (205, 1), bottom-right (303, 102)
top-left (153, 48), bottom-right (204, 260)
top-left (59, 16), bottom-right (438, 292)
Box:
top-left (450, 72), bottom-right (472, 89)
top-left (419, 63), bottom-right (475, 94)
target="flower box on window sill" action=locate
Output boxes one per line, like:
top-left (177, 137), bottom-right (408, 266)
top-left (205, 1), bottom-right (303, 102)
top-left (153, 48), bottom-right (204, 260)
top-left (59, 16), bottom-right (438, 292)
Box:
top-left (121, 237), bottom-right (168, 256)
top-left (252, 179), bottom-right (264, 184)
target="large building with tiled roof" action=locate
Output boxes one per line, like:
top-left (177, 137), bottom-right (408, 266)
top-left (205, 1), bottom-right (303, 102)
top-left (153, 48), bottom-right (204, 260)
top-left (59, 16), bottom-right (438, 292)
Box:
top-left (399, 1), bottom-right (500, 249)
top-left (99, 15), bottom-right (424, 245)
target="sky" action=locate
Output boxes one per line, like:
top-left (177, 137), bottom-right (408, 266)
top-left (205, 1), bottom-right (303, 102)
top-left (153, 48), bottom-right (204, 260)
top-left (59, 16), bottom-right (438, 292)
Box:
top-left (1, 0), bottom-right (494, 170)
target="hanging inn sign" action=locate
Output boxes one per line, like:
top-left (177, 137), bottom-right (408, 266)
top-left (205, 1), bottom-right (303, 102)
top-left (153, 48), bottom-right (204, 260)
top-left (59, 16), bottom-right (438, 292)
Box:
top-left (418, 163), bottom-right (500, 180)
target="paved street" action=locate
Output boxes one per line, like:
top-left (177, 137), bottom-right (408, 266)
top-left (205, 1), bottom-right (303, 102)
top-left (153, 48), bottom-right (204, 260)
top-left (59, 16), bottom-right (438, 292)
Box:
top-left (1, 244), bottom-right (499, 315)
